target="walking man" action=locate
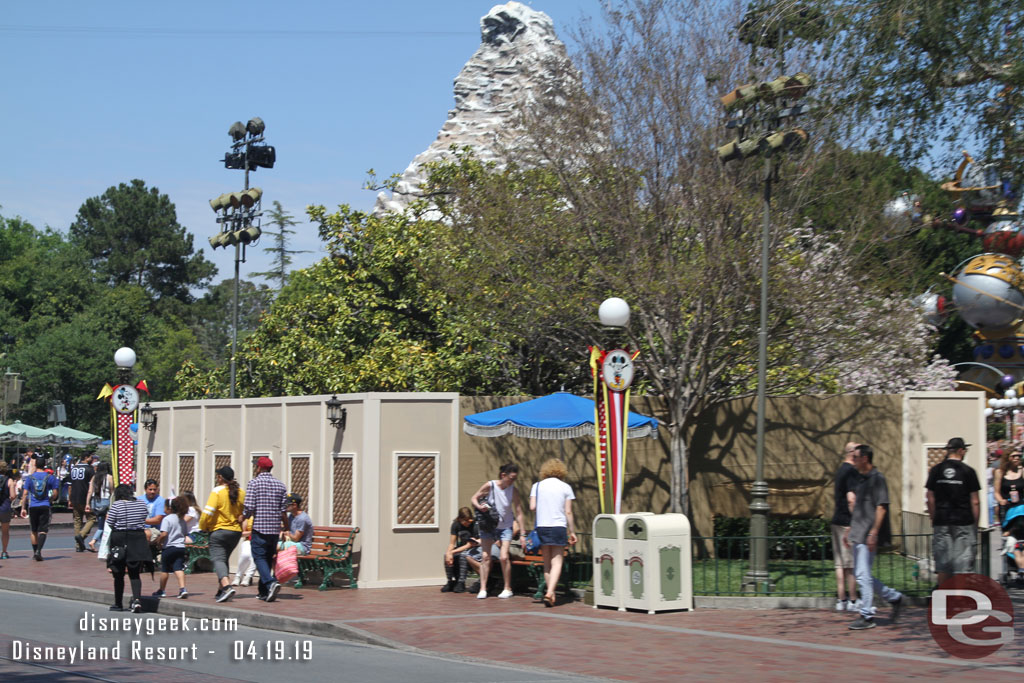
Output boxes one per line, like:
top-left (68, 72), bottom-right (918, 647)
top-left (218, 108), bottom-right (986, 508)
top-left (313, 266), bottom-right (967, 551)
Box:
top-left (831, 442), bottom-right (861, 611)
top-left (926, 437), bottom-right (981, 587)
top-left (20, 455), bottom-right (59, 561)
top-left (470, 463), bottom-right (526, 599)
top-left (69, 452), bottom-right (95, 552)
top-left (845, 444), bottom-right (903, 630)
top-left (241, 457), bottom-right (288, 602)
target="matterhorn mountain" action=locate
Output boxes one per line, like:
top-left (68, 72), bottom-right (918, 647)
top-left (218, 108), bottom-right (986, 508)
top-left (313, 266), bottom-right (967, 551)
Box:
top-left (374, 2), bottom-right (574, 215)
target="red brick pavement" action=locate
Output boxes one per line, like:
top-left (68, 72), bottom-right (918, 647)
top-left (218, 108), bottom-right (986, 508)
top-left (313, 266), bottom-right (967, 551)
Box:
top-left (1, 531), bottom-right (1022, 682)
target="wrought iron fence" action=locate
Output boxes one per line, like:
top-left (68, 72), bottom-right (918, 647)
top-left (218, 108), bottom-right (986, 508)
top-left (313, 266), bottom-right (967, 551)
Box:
top-left (691, 533), bottom-right (945, 597)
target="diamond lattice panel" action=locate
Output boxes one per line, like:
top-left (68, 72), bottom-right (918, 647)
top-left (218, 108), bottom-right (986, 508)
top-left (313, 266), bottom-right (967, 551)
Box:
top-left (179, 455), bottom-right (194, 494)
top-left (290, 456), bottom-right (310, 504)
top-left (396, 455), bottom-right (435, 526)
top-left (146, 455), bottom-right (161, 486)
top-left (214, 454), bottom-right (231, 481)
top-left (333, 457), bottom-right (353, 525)
top-left (927, 447), bottom-right (948, 469)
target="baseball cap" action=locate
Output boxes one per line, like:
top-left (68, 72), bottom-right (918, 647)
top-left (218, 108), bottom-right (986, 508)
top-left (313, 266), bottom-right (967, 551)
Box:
top-left (945, 437), bottom-right (970, 450)
top-left (215, 465), bottom-right (235, 481)
top-left (257, 456), bottom-right (274, 470)
top-left (285, 493), bottom-right (302, 506)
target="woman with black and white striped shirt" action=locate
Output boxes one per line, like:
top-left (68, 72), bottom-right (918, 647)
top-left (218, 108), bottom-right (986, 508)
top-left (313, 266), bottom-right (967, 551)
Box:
top-left (106, 484), bottom-right (153, 612)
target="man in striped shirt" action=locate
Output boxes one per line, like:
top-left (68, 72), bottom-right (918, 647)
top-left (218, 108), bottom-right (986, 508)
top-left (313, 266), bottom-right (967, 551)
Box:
top-left (241, 457), bottom-right (288, 602)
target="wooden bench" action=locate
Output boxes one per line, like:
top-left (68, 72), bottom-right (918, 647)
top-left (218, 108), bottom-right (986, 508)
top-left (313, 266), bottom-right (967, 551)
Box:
top-left (184, 531), bottom-right (211, 575)
top-left (511, 546), bottom-right (574, 599)
top-left (295, 525), bottom-right (359, 590)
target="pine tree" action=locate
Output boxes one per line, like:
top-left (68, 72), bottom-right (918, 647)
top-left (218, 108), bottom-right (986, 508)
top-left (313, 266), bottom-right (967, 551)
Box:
top-left (250, 201), bottom-right (309, 289)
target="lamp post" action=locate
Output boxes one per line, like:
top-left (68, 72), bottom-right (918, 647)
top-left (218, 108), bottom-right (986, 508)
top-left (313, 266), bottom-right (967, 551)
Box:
top-left (140, 403), bottom-right (157, 431)
top-left (110, 347), bottom-right (140, 486)
top-left (207, 118), bottom-right (274, 398)
top-left (594, 297), bottom-right (635, 514)
top-left (326, 395), bottom-right (347, 430)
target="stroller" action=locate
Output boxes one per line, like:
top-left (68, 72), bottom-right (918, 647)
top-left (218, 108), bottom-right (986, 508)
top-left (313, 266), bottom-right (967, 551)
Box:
top-left (1000, 505), bottom-right (1024, 587)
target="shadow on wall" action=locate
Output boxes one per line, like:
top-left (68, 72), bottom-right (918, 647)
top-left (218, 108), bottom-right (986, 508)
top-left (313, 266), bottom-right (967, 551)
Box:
top-left (459, 394), bottom-right (904, 545)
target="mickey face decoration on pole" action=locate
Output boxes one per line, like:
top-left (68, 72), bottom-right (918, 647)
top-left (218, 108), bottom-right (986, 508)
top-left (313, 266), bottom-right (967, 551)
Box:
top-left (591, 298), bottom-right (639, 514)
top-left (97, 347), bottom-right (149, 487)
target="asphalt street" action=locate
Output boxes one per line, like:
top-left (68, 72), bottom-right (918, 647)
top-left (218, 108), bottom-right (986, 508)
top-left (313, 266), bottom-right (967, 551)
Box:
top-left (0, 590), bottom-right (604, 682)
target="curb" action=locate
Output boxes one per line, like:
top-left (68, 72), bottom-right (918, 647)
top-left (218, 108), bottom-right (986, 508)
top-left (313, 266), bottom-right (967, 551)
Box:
top-left (0, 576), bottom-right (402, 651)
top-left (695, 594), bottom-right (930, 609)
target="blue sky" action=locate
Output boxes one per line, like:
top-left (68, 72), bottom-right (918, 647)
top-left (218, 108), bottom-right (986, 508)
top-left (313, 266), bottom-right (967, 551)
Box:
top-left (0, 1), bottom-right (599, 288)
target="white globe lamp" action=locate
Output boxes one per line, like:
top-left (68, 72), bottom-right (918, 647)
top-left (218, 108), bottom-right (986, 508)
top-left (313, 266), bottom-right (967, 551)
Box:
top-left (114, 347), bottom-right (137, 369)
top-left (599, 297), bottom-right (631, 327)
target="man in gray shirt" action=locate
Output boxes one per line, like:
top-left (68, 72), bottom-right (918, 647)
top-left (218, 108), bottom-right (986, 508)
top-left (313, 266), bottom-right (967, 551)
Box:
top-left (844, 444), bottom-right (904, 630)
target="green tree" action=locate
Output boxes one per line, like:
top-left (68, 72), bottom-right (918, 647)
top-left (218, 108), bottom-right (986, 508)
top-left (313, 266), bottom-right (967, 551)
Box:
top-left (190, 278), bottom-right (275, 366)
top-left (820, 0), bottom-right (1024, 165)
top-left (250, 201), bottom-right (310, 289)
top-left (416, 0), bottom-right (952, 517)
top-left (69, 179), bottom-right (217, 304)
top-left (176, 205), bottom-right (497, 399)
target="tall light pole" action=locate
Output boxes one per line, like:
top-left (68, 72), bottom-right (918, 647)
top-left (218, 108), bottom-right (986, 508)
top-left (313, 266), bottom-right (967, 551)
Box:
top-left (716, 14), bottom-right (812, 592)
top-left (207, 118), bottom-right (275, 397)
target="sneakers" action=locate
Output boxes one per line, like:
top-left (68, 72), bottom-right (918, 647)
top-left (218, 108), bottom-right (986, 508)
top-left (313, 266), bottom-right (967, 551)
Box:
top-left (889, 596), bottom-right (903, 625)
top-left (834, 599), bottom-right (847, 611)
top-left (848, 615), bottom-right (876, 630)
top-left (109, 605), bottom-right (124, 612)
top-left (476, 589), bottom-right (488, 599)
top-left (178, 588), bottom-right (189, 599)
top-left (130, 600), bottom-right (141, 613)
top-left (230, 578), bottom-right (240, 587)
top-left (440, 581), bottom-right (456, 593)
top-left (216, 587), bottom-right (236, 603)
top-left (498, 589), bottom-right (514, 599)
top-left (240, 576), bottom-right (252, 587)
top-left (847, 599), bottom-right (860, 613)
top-left (0, 551), bottom-right (8, 559)
top-left (75, 535), bottom-right (86, 552)
top-left (266, 581), bottom-right (281, 602)
top-left (152, 590), bottom-right (166, 598)
top-left (453, 581), bottom-right (466, 593)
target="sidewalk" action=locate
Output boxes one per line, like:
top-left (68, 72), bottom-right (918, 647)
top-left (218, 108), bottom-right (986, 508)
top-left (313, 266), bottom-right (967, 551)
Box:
top-left (1, 529), bottom-right (1022, 681)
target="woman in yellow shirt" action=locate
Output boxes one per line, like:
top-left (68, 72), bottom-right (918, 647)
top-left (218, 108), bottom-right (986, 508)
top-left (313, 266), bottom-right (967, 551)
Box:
top-left (199, 466), bottom-right (245, 602)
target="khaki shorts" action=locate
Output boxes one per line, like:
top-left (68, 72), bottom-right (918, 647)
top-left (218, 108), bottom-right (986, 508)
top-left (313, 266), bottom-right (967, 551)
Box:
top-left (831, 524), bottom-right (854, 569)
top-left (933, 524), bottom-right (977, 575)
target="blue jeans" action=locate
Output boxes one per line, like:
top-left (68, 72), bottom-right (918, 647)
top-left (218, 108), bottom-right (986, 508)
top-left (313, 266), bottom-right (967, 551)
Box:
top-left (854, 543), bottom-right (902, 618)
top-left (250, 532), bottom-right (279, 596)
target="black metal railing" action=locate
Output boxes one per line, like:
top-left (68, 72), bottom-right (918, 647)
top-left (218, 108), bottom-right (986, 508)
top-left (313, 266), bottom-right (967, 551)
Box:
top-left (691, 533), bottom-right (940, 596)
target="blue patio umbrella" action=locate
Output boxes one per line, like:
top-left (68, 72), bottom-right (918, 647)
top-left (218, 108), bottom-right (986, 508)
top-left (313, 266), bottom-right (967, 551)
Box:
top-left (463, 392), bottom-right (658, 440)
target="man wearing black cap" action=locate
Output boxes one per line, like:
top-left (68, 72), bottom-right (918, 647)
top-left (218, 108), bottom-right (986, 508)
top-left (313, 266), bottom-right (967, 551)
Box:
top-left (280, 494), bottom-right (314, 555)
top-left (926, 437), bottom-right (981, 586)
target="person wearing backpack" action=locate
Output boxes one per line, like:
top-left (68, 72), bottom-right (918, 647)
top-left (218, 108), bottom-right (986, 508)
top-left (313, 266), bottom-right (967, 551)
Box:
top-left (19, 455), bottom-right (59, 561)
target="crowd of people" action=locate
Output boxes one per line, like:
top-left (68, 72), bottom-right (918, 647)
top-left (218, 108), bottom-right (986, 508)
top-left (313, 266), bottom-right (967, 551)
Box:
top-left (0, 451), bottom-right (313, 613)
top-left (441, 459), bottom-right (577, 607)
top-left (831, 436), bottom-right (984, 630)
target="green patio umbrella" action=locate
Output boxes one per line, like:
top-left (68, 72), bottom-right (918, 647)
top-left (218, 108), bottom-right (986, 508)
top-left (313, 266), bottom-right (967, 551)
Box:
top-left (45, 425), bottom-right (103, 447)
top-left (0, 420), bottom-right (53, 444)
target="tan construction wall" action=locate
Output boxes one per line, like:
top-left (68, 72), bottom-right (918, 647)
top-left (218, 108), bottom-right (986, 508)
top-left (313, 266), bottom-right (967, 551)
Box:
top-left (458, 392), bottom-right (987, 543)
top-left (144, 391), bottom-right (984, 588)
top-left (144, 393), bottom-right (460, 588)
